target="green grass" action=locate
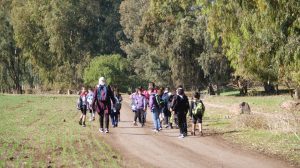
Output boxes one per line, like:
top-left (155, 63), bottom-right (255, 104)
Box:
top-left (224, 129), bottom-right (300, 166)
top-left (203, 95), bottom-right (300, 166)
top-left (205, 94), bottom-right (294, 113)
top-left (0, 94), bottom-right (121, 167)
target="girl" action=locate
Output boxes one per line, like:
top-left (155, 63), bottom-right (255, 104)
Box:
top-left (87, 88), bottom-right (95, 121)
top-left (78, 87), bottom-right (88, 127)
top-left (134, 88), bottom-right (147, 127)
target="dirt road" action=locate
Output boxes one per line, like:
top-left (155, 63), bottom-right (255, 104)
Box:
top-left (100, 96), bottom-right (291, 168)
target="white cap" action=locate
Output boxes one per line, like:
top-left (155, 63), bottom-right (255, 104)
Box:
top-left (99, 77), bottom-right (106, 85)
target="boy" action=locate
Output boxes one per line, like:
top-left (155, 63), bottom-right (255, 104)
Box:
top-left (190, 92), bottom-right (205, 136)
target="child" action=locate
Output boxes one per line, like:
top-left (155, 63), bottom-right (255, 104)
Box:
top-left (111, 89), bottom-right (122, 127)
top-left (87, 88), bottom-right (95, 121)
top-left (114, 89), bottom-right (123, 122)
top-left (78, 87), bottom-right (88, 127)
top-left (134, 88), bottom-right (147, 127)
top-left (189, 92), bottom-right (205, 136)
top-left (130, 88), bottom-right (138, 125)
top-left (171, 87), bottom-right (189, 138)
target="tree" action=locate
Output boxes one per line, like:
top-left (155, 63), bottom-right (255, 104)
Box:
top-left (0, 0), bottom-right (24, 93)
top-left (84, 54), bottom-right (137, 92)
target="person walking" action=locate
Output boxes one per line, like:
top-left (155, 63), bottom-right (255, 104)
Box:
top-left (131, 88), bottom-right (138, 126)
top-left (172, 87), bottom-right (189, 138)
top-left (92, 77), bottom-right (115, 133)
top-left (149, 88), bottom-right (164, 132)
top-left (78, 87), bottom-right (88, 127)
top-left (111, 89), bottom-right (122, 127)
top-left (87, 88), bottom-right (95, 121)
top-left (190, 92), bottom-right (205, 136)
top-left (162, 87), bottom-right (171, 128)
top-left (134, 88), bottom-right (147, 127)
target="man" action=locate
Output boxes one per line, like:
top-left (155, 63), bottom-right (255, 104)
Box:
top-left (92, 77), bottom-right (115, 133)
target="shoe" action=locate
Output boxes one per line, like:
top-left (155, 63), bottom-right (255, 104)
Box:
top-left (158, 127), bottom-right (162, 131)
top-left (178, 134), bottom-right (184, 138)
top-left (152, 129), bottom-right (158, 132)
top-left (200, 131), bottom-right (203, 136)
top-left (170, 124), bottom-right (173, 129)
top-left (89, 118), bottom-right (93, 122)
top-left (82, 124), bottom-right (86, 127)
top-left (141, 123), bottom-right (144, 127)
top-left (165, 125), bottom-right (169, 128)
top-left (79, 119), bottom-right (82, 125)
top-left (112, 125), bottom-right (116, 128)
top-left (133, 122), bottom-right (138, 126)
top-left (105, 129), bottom-right (109, 133)
top-left (99, 128), bottom-right (104, 133)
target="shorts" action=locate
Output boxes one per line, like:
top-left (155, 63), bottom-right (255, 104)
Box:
top-left (192, 114), bottom-right (203, 124)
top-left (81, 105), bottom-right (87, 115)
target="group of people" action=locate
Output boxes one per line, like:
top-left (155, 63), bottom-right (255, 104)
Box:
top-left (130, 84), bottom-right (205, 138)
top-left (77, 77), bottom-right (122, 133)
top-left (77, 77), bottom-right (205, 138)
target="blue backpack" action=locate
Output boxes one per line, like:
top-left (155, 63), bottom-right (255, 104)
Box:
top-left (97, 85), bottom-right (107, 101)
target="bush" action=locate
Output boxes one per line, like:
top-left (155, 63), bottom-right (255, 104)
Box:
top-left (234, 114), bottom-right (269, 130)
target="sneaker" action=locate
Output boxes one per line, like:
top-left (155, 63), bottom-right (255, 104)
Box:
top-left (112, 125), bottom-right (116, 128)
top-left (105, 129), bottom-right (109, 133)
top-left (133, 122), bottom-right (138, 126)
top-left (89, 118), bottom-right (93, 122)
top-left (165, 125), bottom-right (169, 128)
top-left (158, 127), bottom-right (162, 131)
top-left (178, 134), bottom-right (185, 138)
top-left (152, 129), bottom-right (158, 132)
top-left (82, 124), bottom-right (86, 127)
top-left (99, 128), bottom-right (104, 133)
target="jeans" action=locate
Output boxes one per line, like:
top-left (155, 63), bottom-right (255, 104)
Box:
top-left (110, 111), bottom-right (118, 126)
top-left (152, 108), bottom-right (161, 130)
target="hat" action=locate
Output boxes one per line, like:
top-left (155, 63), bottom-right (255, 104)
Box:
top-left (99, 77), bottom-right (106, 86)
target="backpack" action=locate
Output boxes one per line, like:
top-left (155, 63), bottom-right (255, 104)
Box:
top-left (192, 100), bottom-right (205, 116)
top-left (155, 95), bottom-right (164, 108)
top-left (97, 85), bottom-right (107, 101)
top-left (115, 96), bottom-right (122, 110)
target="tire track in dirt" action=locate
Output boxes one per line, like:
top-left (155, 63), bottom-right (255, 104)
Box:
top-left (98, 96), bottom-right (292, 168)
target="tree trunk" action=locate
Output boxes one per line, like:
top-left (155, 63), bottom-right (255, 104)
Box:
top-left (295, 87), bottom-right (300, 99)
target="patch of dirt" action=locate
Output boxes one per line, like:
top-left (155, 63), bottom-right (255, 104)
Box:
top-left (99, 96), bottom-right (292, 168)
top-left (281, 100), bottom-right (300, 111)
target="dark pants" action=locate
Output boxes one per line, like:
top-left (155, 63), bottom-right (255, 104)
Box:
top-left (134, 109), bottom-right (145, 125)
top-left (110, 111), bottom-right (119, 126)
top-left (177, 112), bottom-right (187, 135)
top-left (99, 112), bottom-right (109, 129)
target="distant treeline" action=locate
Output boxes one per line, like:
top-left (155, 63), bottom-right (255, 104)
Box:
top-left (0, 0), bottom-right (299, 94)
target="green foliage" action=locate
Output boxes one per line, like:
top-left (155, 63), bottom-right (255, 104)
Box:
top-left (207, 0), bottom-right (300, 87)
top-left (84, 54), bottom-right (136, 92)
top-left (10, 0), bottom-right (123, 90)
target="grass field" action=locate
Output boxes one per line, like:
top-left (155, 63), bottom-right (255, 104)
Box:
top-left (203, 94), bottom-right (300, 166)
top-left (0, 94), bottom-right (121, 167)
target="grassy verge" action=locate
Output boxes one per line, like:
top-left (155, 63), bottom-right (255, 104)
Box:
top-left (203, 95), bottom-right (300, 166)
top-left (0, 94), bottom-right (121, 167)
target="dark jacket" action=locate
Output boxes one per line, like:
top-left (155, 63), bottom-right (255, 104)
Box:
top-left (92, 85), bottom-right (115, 114)
top-left (171, 94), bottom-right (189, 114)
